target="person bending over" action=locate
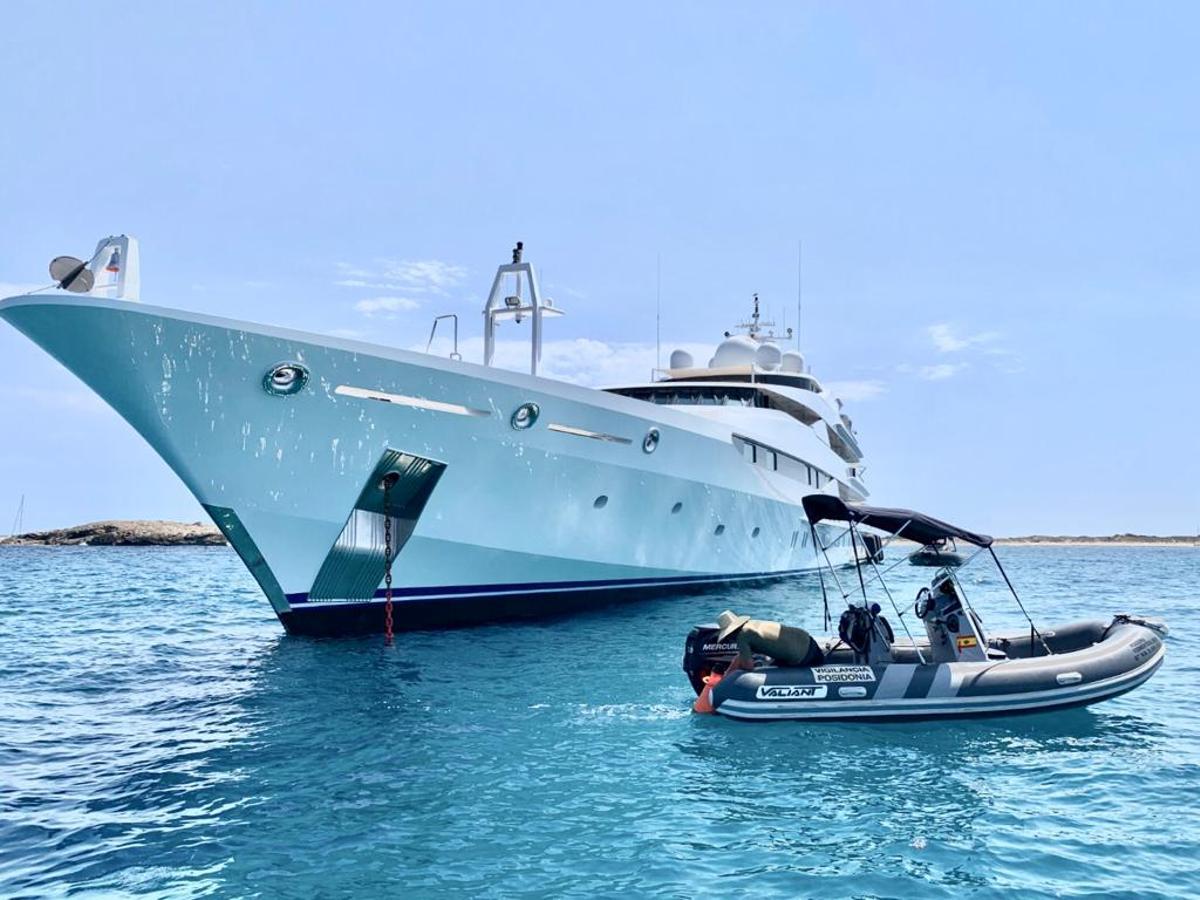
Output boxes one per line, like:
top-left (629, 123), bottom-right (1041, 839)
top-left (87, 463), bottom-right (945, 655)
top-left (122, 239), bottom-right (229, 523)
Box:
top-left (716, 610), bottom-right (825, 673)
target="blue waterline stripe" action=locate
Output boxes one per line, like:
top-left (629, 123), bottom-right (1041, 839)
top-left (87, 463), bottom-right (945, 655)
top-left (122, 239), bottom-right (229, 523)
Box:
top-left (286, 567), bottom-right (814, 606)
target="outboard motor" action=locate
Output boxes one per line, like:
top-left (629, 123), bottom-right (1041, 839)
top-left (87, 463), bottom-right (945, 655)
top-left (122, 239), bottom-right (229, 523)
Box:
top-left (861, 533), bottom-right (884, 564)
top-left (915, 570), bottom-right (990, 663)
top-left (838, 603), bottom-right (894, 665)
top-left (681, 624), bottom-right (768, 695)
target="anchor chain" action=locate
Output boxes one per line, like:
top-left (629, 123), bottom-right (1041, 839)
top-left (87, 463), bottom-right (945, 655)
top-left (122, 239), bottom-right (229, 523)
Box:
top-left (383, 477), bottom-right (394, 643)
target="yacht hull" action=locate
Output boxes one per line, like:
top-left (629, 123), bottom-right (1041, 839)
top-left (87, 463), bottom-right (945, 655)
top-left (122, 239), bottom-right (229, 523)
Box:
top-left (0, 293), bottom-right (851, 635)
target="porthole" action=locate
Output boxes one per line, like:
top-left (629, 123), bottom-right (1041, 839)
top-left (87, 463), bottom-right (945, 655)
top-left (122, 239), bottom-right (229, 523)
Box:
top-left (714, 524), bottom-right (725, 536)
top-left (511, 402), bottom-right (540, 430)
top-left (263, 362), bottom-right (309, 396)
top-left (671, 502), bottom-right (683, 514)
top-left (594, 495), bottom-right (608, 509)
top-left (752, 527), bottom-right (761, 538)
top-left (642, 427), bottom-right (660, 454)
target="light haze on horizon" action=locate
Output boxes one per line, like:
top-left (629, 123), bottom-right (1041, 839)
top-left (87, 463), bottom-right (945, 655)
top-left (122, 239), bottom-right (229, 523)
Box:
top-left (1, 2), bottom-right (1196, 536)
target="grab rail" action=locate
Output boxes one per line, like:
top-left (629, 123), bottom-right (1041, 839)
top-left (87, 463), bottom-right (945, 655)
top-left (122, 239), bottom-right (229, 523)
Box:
top-left (426, 314), bottom-right (462, 361)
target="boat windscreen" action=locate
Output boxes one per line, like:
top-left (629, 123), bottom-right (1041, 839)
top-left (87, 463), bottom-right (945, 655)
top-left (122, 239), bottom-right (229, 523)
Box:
top-left (802, 494), bottom-right (993, 548)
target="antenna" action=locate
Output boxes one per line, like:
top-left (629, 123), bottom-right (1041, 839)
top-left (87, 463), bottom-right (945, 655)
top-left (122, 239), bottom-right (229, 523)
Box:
top-left (796, 240), bottom-right (803, 349)
top-left (655, 253), bottom-right (662, 372)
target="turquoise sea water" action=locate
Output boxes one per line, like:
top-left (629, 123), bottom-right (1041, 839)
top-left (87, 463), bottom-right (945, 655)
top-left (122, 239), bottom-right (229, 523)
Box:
top-left (0, 545), bottom-right (1197, 898)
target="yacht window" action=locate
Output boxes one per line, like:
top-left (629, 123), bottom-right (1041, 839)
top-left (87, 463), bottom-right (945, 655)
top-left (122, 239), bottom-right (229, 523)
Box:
top-left (607, 386), bottom-right (761, 407)
top-left (736, 434), bottom-right (832, 489)
top-left (778, 455), bottom-right (804, 481)
top-left (749, 444), bottom-right (775, 471)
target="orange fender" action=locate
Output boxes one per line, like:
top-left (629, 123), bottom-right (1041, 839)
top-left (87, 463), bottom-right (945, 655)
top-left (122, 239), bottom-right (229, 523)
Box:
top-left (693, 672), bottom-right (724, 714)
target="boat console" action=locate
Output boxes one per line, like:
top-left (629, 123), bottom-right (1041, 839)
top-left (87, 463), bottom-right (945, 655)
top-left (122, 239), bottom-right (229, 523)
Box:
top-left (914, 571), bottom-right (994, 663)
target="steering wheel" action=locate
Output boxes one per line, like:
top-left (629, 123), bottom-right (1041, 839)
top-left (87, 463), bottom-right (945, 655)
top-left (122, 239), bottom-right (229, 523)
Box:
top-left (914, 587), bottom-right (933, 620)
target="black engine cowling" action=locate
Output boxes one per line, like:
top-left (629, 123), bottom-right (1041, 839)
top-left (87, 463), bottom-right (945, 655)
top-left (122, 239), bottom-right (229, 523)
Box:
top-left (681, 623), bottom-right (768, 695)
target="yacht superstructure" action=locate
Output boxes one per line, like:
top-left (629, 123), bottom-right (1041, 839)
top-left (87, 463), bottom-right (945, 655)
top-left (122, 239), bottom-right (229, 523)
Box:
top-left (606, 292), bottom-right (867, 506)
top-left (0, 238), bottom-right (869, 635)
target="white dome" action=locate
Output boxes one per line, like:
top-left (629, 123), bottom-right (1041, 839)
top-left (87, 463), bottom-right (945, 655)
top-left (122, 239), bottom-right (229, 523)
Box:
top-left (780, 351), bottom-right (806, 373)
top-left (711, 335), bottom-right (757, 368)
top-left (669, 349), bottom-right (694, 369)
top-left (755, 342), bottom-right (782, 371)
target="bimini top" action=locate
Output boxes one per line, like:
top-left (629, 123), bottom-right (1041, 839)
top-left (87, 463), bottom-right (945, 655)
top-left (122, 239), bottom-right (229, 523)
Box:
top-left (802, 495), bottom-right (993, 548)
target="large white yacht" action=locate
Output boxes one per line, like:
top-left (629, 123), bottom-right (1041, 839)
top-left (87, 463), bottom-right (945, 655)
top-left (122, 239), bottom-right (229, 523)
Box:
top-left (0, 238), bottom-right (868, 635)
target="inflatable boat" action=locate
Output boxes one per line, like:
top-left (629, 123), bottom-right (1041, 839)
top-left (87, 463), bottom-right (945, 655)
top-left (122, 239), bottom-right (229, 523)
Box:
top-left (685, 615), bottom-right (1167, 721)
top-left (909, 539), bottom-right (965, 568)
top-left (684, 496), bottom-right (1168, 722)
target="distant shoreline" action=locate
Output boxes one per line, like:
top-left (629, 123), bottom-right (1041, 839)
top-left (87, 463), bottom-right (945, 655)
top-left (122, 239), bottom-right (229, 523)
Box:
top-left (0, 520), bottom-right (1195, 548)
top-left (0, 521), bottom-right (225, 547)
top-left (995, 538), bottom-right (1196, 548)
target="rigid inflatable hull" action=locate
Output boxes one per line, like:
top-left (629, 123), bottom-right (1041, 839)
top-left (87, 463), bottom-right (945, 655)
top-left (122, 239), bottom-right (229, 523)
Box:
top-left (710, 621), bottom-right (1166, 722)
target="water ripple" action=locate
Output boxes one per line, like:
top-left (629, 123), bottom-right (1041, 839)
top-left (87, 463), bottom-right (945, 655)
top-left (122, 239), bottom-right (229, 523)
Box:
top-left (0, 545), bottom-right (1197, 897)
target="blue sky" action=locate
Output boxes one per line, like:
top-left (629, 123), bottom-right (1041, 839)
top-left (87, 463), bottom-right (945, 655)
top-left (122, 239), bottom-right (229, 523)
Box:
top-left (1, 2), bottom-right (1196, 536)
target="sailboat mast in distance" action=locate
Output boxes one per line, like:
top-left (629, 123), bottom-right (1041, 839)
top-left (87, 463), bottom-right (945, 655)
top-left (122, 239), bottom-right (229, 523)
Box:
top-left (10, 494), bottom-right (24, 536)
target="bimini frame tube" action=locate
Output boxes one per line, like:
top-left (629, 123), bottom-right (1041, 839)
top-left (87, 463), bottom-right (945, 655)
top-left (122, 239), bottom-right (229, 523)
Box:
top-left (989, 546), bottom-right (1054, 657)
top-left (849, 520), bottom-right (927, 664)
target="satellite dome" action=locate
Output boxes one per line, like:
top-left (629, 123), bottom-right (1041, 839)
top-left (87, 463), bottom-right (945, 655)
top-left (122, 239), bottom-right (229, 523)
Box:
top-left (755, 342), bottom-right (783, 371)
top-left (780, 351), bottom-right (806, 373)
top-left (669, 349), bottom-right (694, 369)
top-left (711, 335), bottom-right (757, 367)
